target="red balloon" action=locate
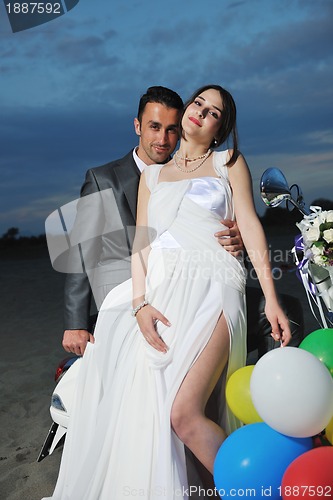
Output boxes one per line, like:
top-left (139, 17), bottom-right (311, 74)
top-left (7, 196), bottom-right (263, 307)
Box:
top-left (281, 447), bottom-right (333, 499)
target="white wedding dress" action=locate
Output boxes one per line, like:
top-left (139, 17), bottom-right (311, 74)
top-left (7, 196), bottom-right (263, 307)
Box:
top-left (44, 151), bottom-right (247, 500)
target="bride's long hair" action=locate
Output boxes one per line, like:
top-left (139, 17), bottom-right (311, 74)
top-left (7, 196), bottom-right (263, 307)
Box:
top-left (181, 84), bottom-right (239, 166)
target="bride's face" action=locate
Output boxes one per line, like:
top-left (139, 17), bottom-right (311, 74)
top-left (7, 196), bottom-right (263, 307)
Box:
top-left (182, 89), bottom-right (223, 145)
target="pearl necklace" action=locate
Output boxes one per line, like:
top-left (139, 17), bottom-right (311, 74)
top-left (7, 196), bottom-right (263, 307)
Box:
top-left (173, 149), bottom-right (211, 173)
top-left (175, 150), bottom-right (208, 162)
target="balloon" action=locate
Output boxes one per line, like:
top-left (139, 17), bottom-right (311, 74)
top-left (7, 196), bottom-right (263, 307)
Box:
top-left (226, 365), bottom-right (263, 424)
top-left (214, 422), bottom-right (312, 500)
top-left (325, 415), bottom-right (333, 445)
top-left (250, 347), bottom-right (333, 437)
top-left (281, 447), bottom-right (333, 499)
top-left (299, 328), bottom-right (333, 376)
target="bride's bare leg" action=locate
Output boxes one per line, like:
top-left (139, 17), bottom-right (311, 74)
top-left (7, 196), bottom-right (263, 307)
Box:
top-left (171, 314), bottom-right (230, 474)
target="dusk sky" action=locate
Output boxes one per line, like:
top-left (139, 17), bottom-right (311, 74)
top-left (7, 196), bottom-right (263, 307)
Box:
top-left (0, 0), bottom-right (332, 235)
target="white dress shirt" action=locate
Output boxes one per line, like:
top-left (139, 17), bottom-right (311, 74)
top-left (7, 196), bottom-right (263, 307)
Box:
top-left (132, 147), bottom-right (147, 173)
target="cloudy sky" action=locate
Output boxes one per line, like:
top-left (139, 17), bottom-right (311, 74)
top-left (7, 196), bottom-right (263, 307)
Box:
top-left (0, 0), bottom-right (332, 235)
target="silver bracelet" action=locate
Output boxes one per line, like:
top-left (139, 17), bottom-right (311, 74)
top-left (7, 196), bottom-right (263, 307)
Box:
top-left (132, 300), bottom-right (149, 317)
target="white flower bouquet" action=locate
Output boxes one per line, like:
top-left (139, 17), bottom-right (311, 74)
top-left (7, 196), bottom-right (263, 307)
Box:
top-left (297, 208), bottom-right (333, 267)
top-left (295, 207), bottom-right (333, 326)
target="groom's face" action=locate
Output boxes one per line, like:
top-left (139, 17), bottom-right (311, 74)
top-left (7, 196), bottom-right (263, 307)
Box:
top-left (134, 103), bottom-right (180, 165)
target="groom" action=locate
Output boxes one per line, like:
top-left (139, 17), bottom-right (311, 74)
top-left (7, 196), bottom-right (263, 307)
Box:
top-left (62, 85), bottom-right (303, 357)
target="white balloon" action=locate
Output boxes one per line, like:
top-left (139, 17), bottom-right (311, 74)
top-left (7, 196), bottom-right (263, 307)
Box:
top-left (250, 347), bottom-right (333, 437)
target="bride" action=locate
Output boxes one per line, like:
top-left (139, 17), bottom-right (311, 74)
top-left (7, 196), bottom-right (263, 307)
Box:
top-left (44, 85), bottom-right (291, 499)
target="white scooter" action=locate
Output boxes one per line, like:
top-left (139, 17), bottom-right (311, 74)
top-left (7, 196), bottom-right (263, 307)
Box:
top-left (260, 167), bottom-right (333, 329)
top-left (37, 355), bottom-right (81, 461)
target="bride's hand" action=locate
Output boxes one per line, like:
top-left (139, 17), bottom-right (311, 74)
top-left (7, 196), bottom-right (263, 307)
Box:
top-left (136, 305), bottom-right (171, 353)
top-left (265, 303), bottom-right (292, 347)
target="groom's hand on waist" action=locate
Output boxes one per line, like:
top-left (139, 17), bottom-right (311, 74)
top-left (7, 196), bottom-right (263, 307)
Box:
top-left (63, 329), bottom-right (95, 356)
top-left (215, 219), bottom-right (244, 257)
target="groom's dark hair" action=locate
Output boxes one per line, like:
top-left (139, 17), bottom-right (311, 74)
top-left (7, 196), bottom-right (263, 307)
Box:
top-left (137, 86), bottom-right (183, 124)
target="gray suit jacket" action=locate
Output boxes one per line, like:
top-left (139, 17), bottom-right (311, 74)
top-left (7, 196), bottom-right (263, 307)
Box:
top-left (63, 151), bottom-right (140, 330)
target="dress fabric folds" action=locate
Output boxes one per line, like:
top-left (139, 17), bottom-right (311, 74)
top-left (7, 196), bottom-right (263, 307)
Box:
top-left (44, 151), bottom-right (247, 500)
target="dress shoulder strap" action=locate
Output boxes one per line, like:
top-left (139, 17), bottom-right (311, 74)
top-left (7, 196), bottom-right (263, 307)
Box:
top-left (213, 150), bottom-right (230, 180)
top-left (143, 164), bottom-right (163, 192)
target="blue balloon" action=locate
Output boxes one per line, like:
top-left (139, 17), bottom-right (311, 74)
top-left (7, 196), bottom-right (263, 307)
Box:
top-left (214, 423), bottom-right (312, 499)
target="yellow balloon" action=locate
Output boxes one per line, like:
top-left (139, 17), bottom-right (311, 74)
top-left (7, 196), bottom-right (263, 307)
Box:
top-left (226, 365), bottom-right (263, 425)
top-left (325, 414), bottom-right (333, 444)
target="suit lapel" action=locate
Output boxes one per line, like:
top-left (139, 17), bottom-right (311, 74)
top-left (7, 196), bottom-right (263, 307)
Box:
top-left (113, 152), bottom-right (140, 224)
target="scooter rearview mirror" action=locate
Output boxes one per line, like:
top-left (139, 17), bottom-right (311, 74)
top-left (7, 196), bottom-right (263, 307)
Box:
top-left (260, 167), bottom-right (309, 216)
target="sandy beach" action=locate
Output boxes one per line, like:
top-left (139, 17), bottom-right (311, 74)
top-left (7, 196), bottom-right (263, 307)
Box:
top-left (0, 252), bottom-right (65, 500)
top-left (0, 230), bottom-right (320, 500)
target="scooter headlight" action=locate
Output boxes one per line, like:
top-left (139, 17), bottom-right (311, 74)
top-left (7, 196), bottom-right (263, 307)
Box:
top-left (51, 393), bottom-right (67, 412)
